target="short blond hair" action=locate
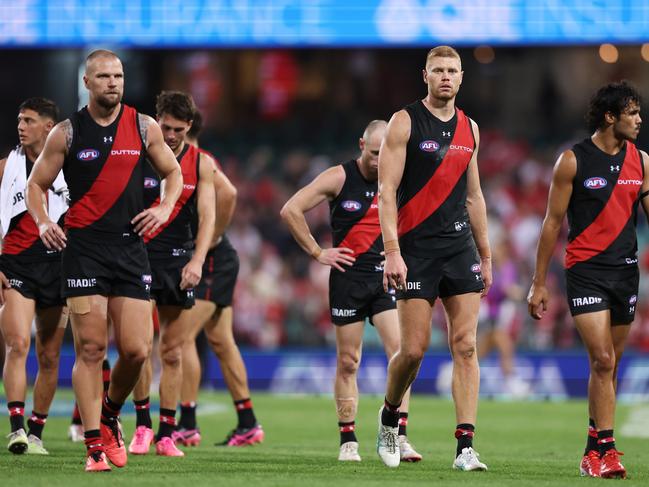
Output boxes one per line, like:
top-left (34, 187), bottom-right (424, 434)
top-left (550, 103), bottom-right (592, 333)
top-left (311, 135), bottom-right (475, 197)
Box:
top-left (425, 46), bottom-right (461, 67)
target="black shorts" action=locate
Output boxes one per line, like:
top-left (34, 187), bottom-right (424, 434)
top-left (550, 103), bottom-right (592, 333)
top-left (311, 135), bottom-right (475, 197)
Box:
top-left (565, 269), bottom-right (639, 324)
top-left (329, 271), bottom-right (396, 325)
top-left (62, 232), bottom-right (151, 301)
top-left (150, 255), bottom-right (196, 309)
top-left (0, 255), bottom-right (64, 309)
top-left (397, 243), bottom-right (484, 301)
top-left (195, 238), bottom-right (239, 307)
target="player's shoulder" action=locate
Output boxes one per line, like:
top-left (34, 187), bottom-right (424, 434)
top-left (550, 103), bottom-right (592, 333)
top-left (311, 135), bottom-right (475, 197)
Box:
top-left (553, 149), bottom-right (577, 179)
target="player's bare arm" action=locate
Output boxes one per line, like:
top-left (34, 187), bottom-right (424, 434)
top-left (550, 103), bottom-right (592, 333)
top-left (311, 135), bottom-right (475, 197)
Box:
top-left (280, 165), bottom-right (355, 272)
top-left (180, 152), bottom-right (216, 290)
top-left (0, 157), bottom-right (7, 185)
top-left (465, 120), bottom-right (492, 296)
top-left (209, 156), bottom-right (237, 247)
top-left (26, 120), bottom-right (70, 251)
top-left (639, 151), bottom-right (649, 217)
top-left (378, 109), bottom-right (410, 292)
top-left (527, 150), bottom-right (576, 319)
top-left (132, 114), bottom-right (182, 236)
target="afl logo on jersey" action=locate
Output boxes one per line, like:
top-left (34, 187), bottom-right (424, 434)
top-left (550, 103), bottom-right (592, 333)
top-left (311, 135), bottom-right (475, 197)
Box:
top-left (77, 149), bottom-right (99, 161)
top-left (419, 140), bottom-right (440, 152)
top-left (584, 177), bottom-right (607, 189)
top-left (341, 200), bottom-right (362, 212)
top-left (471, 263), bottom-right (481, 273)
top-left (630, 295), bottom-right (638, 305)
top-left (144, 177), bottom-right (159, 189)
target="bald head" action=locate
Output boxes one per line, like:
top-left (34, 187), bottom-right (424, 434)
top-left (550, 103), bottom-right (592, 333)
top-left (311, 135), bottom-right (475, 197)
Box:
top-left (362, 119), bottom-right (388, 141)
top-left (358, 119), bottom-right (387, 180)
top-left (85, 49), bottom-right (121, 75)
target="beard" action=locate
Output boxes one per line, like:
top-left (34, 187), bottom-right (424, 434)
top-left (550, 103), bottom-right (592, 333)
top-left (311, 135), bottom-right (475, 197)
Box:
top-left (95, 92), bottom-right (122, 110)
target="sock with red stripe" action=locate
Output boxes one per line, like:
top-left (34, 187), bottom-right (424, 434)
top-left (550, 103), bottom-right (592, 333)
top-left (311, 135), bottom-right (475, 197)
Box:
top-left (71, 403), bottom-right (82, 425)
top-left (584, 418), bottom-right (598, 455)
top-left (156, 408), bottom-right (177, 440)
top-left (100, 395), bottom-right (122, 426)
top-left (381, 397), bottom-right (400, 427)
top-left (102, 359), bottom-right (111, 393)
top-left (234, 398), bottom-right (257, 429)
top-left (339, 421), bottom-right (357, 445)
top-left (398, 412), bottom-right (409, 436)
top-left (7, 401), bottom-right (25, 432)
top-left (134, 397), bottom-right (152, 429)
top-left (179, 402), bottom-right (197, 430)
top-left (597, 429), bottom-right (616, 457)
top-left (84, 429), bottom-right (104, 456)
top-left (455, 423), bottom-right (475, 456)
top-left (27, 411), bottom-right (48, 439)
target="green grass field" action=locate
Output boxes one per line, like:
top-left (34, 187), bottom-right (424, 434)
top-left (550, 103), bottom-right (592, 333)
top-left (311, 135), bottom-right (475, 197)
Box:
top-left (1, 391), bottom-right (647, 486)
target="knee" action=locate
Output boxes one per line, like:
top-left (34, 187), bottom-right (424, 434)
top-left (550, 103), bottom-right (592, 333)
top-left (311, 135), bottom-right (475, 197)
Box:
top-left (450, 333), bottom-right (477, 360)
top-left (208, 335), bottom-right (234, 358)
top-left (77, 341), bottom-right (106, 365)
top-left (4, 334), bottom-right (30, 358)
top-left (399, 345), bottom-right (426, 369)
top-left (160, 342), bottom-right (182, 368)
top-left (37, 347), bottom-right (60, 371)
top-left (337, 351), bottom-right (360, 378)
top-left (120, 343), bottom-right (150, 367)
top-left (591, 351), bottom-right (615, 376)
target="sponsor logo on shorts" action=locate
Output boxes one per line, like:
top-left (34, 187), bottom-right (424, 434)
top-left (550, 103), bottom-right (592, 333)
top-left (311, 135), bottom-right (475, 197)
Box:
top-left (617, 179), bottom-right (643, 186)
top-left (144, 177), bottom-right (159, 189)
top-left (341, 200), bottom-right (362, 212)
top-left (471, 263), bottom-right (481, 273)
top-left (142, 274), bottom-right (152, 284)
top-left (8, 278), bottom-right (23, 288)
top-left (625, 257), bottom-right (638, 264)
top-left (67, 278), bottom-right (97, 288)
top-left (332, 308), bottom-right (357, 317)
top-left (584, 177), bottom-right (607, 189)
top-left (450, 144), bottom-right (474, 153)
top-left (572, 296), bottom-right (602, 307)
top-left (629, 295), bottom-right (637, 305)
top-left (405, 281), bottom-right (421, 290)
top-left (77, 149), bottom-right (100, 161)
top-left (419, 140), bottom-right (440, 152)
top-left (111, 149), bottom-right (141, 156)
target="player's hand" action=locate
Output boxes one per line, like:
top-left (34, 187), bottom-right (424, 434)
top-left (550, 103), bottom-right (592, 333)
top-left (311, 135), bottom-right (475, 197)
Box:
top-left (180, 258), bottom-right (203, 290)
top-left (383, 251), bottom-right (407, 293)
top-left (527, 282), bottom-right (549, 320)
top-left (38, 220), bottom-right (67, 251)
top-left (316, 247), bottom-right (355, 272)
top-left (132, 202), bottom-right (173, 236)
top-left (0, 271), bottom-right (11, 305)
top-left (479, 256), bottom-right (493, 297)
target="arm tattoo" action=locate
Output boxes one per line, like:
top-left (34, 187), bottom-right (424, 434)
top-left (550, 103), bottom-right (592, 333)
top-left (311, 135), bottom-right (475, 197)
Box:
top-left (138, 113), bottom-right (149, 146)
top-left (60, 119), bottom-right (73, 152)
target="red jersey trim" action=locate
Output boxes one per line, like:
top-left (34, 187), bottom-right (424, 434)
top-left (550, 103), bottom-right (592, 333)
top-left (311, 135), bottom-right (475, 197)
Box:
top-left (65, 105), bottom-right (143, 230)
top-left (338, 193), bottom-right (380, 256)
top-left (397, 108), bottom-right (475, 237)
top-left (565, 142), bottom-right (643, 268)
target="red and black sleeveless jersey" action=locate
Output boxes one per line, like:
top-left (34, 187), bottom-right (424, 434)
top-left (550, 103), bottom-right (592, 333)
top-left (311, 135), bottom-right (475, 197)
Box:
top-left (329, 159), bottom-right (382, 275)
top-left (2, 156), bottom-right (62, 261)
top-left (143, 143), bottom-right (199, 257)
top-left (565, 138), bottom-right (644, 276)
top-left (397, 101), bottom-right (476, 257)
top-left (64, 104), bottom-right (145, 240)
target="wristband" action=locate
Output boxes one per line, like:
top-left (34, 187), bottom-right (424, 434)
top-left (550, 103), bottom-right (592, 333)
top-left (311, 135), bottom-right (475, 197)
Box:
top-left (311, 246), bottom-right (322, 259)
top-left (384, 239), bottom-right (400, 255)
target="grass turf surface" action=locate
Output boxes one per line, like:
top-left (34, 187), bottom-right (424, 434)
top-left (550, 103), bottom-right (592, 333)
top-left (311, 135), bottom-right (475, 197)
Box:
top-left (1, 391), bottom-right (647, 486)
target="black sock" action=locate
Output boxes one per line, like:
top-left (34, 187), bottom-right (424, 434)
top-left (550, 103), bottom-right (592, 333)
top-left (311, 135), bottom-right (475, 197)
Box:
top-left (584, 418), bottom-right (598, 455)
top-left (7, 401), bottom-right (25, 432)
top-left (134, 397), bottom-right (152, 429)
top-left (84, 429), bottom-right (103, 456)
top-left (102, 359), bottom-right (111, 393)
top-left (398, 412), bottom-right (408, 436)
top-left (455, 423), bottom-right (475, 457)
top-left (179, 402), bottom-right (197, 430)
top-left (597, 429), bottom-right (616, 457)
top-left (27, 411), bottom-right (48, 439)
top-left (71, 403), bottom-right (82, 425)
top-left (156, 408), bottom-right (176, 440)
top-left (100, 395), bottom-right (122, 426)
top-left (339, 421), bottom-right (357, 445)
top-left (381, 397), bottom-right (400, 427)
top-left (234, 398), bottom-right (257, 430)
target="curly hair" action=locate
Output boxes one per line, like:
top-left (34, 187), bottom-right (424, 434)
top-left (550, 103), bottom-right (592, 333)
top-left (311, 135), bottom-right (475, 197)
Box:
top-left (585, 81), bottom-right (642, 133)
top-left (155, 91), bottom-right (196, 123)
